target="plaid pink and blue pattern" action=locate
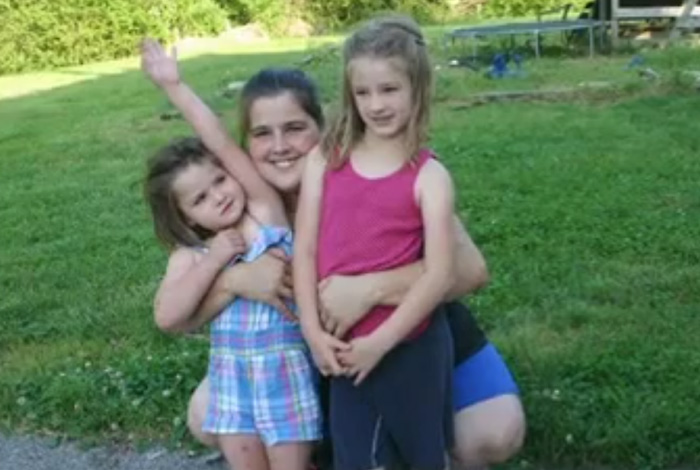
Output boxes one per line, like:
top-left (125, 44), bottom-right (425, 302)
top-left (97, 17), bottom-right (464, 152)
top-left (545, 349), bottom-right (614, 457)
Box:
top-left (202, 226), bottom-right (321, 444)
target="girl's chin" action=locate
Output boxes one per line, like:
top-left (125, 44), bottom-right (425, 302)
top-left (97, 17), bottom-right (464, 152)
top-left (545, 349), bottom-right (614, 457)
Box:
top-left (220, 209), bottom-right (245, 228)
top-left (265, 174), bottom-right (301, 193)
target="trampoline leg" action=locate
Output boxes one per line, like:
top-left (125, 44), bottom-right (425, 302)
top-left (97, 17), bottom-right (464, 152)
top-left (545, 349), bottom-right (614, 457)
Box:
top-left (534, 31), bottom-right (541, 58)
top-left (589, 26), bottom-right (594, 57)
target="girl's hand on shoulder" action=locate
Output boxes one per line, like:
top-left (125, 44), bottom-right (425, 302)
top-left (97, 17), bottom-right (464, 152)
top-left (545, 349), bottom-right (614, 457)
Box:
top-left (338, 333), bottom-right (392, 386)
top-left (208, 229), bottom-right (246, 266)
top-left (140, 38), bottom-right (181, 89)
top-left (307, 331), bottom-right (350, 377)
top-left (318, 275), bottom-right (375, 338)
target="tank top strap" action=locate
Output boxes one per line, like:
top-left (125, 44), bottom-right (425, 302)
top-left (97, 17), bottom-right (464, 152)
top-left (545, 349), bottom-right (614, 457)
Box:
top-left (409, 148), bottom-right (436, 176)
top-left (242, 225), bottom-right (293, 262)
top-left (416, 147), bottom-right (436, 166)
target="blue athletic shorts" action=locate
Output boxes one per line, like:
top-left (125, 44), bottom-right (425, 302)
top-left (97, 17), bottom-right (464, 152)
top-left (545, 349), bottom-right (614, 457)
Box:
top-left (453, 341), bottom-right (520, 411)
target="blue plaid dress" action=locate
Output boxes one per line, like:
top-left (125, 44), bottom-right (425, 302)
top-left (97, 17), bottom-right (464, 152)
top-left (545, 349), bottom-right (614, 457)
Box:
top-left (202, 225), bottom-right (321, 445)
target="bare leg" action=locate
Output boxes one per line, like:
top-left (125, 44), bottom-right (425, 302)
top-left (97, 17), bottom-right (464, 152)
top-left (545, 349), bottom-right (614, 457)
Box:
top-left (219, 434), bottom-right (270, 470)
top-left (267, 442), bottom-right (314, 470)
top-left (187, 377), bottom-right (218, 448)
top-left (450, 395), bottom-right (525, 470)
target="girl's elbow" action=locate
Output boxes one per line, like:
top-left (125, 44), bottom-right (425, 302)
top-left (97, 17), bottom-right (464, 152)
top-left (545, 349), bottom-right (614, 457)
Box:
top-left (473, 259), bottom-right (490, 290)
top-left (456, 255), bottom-right (490, 295)
top-left (154, 308), bottom-right (185, 334)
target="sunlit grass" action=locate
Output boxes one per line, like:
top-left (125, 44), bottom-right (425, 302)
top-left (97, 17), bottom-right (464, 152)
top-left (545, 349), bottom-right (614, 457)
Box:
top-left (1, 34), bottom-right (699, 469)
top-left (0, 35), bottom-right (343, 101)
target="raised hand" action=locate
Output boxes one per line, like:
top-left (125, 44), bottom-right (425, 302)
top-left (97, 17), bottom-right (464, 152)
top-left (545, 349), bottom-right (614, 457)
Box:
top-left (140, 38), bottom-right (181, 88)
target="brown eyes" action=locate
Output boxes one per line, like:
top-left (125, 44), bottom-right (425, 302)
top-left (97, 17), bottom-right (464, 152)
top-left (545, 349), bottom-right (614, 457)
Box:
top-left (193, 194), bottom-right (205, 206)
top-left (354, 86), bottom-right (399, 96)
top-left (251, 124), bottom-right (307, 137)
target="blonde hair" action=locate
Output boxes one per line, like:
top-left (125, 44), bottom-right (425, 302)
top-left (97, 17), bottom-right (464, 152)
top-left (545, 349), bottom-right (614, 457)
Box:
top-left (322, 14), bottom-right (432, 168)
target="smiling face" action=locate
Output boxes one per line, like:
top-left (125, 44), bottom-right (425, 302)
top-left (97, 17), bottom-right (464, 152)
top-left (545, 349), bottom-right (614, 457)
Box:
top-left (171, 160), bottom-right (246, 233)
top-left (322, 15), bottom-right (433, 168)
top-left (246, 92), bottom-right (322, 193)
top-left (348, 56), bottom-right (413, 141)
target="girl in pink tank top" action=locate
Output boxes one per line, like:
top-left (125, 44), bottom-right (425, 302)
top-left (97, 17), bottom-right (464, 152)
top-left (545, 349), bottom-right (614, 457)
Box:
top-left (317, 147), bottom-right (434, 340)
top-left (294, 14), bottom-right (458, 470)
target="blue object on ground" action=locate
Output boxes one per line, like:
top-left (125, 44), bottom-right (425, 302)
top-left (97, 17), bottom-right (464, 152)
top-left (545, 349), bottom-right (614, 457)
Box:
top-left (625, 55), bottom-right (645, 70)
top-left (486, 52), bottom-right (527, 79)
top-left (487, 53), bottom-right (508, 78)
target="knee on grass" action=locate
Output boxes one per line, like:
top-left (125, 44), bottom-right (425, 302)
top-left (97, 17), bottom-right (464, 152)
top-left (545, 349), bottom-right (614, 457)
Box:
top-left (452, 410), bottom-right (525, 467)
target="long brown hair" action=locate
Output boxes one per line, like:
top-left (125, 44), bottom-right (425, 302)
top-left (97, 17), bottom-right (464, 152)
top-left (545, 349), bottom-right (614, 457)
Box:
top-left (143, 137), bottom-right (220, 250)
top-left (322, 14), bottom-right (433, 168)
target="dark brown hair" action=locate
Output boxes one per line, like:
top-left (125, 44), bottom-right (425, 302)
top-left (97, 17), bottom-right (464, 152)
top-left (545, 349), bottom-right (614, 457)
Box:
top-left (143, 137), bottom-right (220, 250)
top-left (238, 68), bottom-right (324, 147)
top-left (322, 14), bottom-right (433, 168)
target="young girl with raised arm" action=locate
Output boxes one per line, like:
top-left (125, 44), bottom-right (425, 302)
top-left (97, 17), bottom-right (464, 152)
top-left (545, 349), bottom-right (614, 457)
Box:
top-left (141, 40), bottom-right (324, 470)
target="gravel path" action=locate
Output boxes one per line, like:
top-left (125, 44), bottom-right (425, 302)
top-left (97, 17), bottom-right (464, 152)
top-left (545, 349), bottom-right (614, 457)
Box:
top-left (0, 434), bottom-right (226, 470)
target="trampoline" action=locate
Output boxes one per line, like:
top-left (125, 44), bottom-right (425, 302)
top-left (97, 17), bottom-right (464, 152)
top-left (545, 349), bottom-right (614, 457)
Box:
top-left (446, 19), bottom-right (605, 58)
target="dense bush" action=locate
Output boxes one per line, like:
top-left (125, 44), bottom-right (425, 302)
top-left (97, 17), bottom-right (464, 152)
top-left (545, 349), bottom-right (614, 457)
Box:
top-left (483, 0), bottom-right (589, 18)
top-left (213, 0), bottom-right (450, 35)
top-left (237, 0), bottom-right (292, 35)
top-left (302, 0), bottom-right (450, 31)
top-left (0, 0), bottom-right (593, 75)
top-left (215, 0), bottom-right (254, 24)
top-left (0, 0), bottom-right (227, 75)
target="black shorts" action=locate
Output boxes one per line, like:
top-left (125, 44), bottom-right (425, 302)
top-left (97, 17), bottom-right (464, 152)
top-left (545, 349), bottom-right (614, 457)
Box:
top-left (313, 375), bottom-right (334, 470)
top-left (444, 300), bottom-right (487, 365)
top-left (329, 308), bottom-right (453, 470)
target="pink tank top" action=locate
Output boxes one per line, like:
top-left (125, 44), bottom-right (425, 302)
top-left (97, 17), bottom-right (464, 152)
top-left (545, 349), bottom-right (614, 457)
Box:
top-left (317, 148), bottom-right (433, 340)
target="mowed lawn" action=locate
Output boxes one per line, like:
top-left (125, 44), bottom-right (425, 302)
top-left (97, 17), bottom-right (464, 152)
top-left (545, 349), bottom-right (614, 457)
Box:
top-left (1, 35), bottom-right (699, 468)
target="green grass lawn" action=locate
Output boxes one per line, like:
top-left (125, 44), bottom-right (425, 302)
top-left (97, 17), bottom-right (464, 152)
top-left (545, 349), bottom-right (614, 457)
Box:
top-left (1, 34), bottom-right (699, 468)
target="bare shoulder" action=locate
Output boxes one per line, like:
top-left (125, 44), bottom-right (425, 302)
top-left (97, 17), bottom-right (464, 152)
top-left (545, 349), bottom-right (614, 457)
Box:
top-left (421, 157), bottom-right (451, 177)
top-left (416, 158), bottom-right (454, 195)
